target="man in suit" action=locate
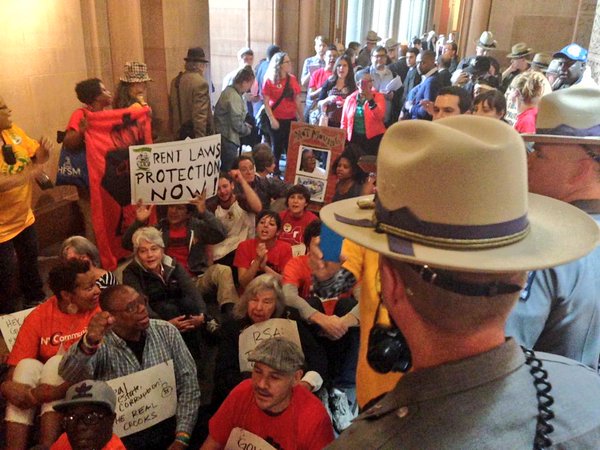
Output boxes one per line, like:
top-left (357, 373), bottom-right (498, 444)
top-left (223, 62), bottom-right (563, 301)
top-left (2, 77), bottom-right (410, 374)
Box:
top-left (406, 51), bottom-right (440, 120)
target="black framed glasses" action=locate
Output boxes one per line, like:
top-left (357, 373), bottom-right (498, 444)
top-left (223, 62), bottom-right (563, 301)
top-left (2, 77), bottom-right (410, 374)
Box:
top-left (62, 411), bottom-right (107, 427)
top-left (110, 295), bottom-right (148, 314)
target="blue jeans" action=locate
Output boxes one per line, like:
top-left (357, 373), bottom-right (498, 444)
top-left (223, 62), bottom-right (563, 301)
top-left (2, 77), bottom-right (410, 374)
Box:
top-left (220, 138), bottom-right (240, 172)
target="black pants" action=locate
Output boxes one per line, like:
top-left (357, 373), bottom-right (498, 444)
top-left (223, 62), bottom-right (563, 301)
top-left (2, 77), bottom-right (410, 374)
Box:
top-left (269, 118), bottom-right (294, 171)
top-left (0, 224), bottom-right (45, 312)
top-left (350, 132), bottom-right (383, 156)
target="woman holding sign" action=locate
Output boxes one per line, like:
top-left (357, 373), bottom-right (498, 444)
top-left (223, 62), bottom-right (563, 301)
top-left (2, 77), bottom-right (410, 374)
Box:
top-left (212, 274), bottom-right (327, 409)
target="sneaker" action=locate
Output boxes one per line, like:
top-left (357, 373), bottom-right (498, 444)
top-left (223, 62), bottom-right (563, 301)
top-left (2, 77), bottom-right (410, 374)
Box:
top-left (329, 388), bottom-right (355, 433)
top-left (205, 316), bottom-right (221, 334)
top-left (317, 387), bottom-right (333, 423)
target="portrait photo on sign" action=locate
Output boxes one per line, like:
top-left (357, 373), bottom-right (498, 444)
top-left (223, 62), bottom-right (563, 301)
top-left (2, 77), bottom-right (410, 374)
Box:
top-left (296, 145), bottom-right (330, 180)
top-left (295, 174), bottom-right (326, 203)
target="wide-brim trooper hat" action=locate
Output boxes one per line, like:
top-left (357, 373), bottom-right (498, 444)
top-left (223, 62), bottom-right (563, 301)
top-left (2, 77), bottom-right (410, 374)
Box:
top-left (521, 83), bottom-right (600, 145)
top-left (321, 116), bottom-right (599, 273)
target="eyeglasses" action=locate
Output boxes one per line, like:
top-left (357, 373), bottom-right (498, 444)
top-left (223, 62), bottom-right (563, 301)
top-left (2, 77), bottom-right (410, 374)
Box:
top-left (63, 411), bottom-right (107, 427)
top-left (110, 295), bottom-right (148, 314)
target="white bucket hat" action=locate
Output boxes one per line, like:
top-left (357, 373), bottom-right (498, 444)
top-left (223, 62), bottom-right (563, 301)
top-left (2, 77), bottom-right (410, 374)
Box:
top-left (521, 84), bottom-right (600, 145)
top-left (321, 116), bottom-right (599, 273)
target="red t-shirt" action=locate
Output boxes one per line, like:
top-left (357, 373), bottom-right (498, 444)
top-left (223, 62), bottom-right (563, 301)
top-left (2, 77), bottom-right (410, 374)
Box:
top-left (278, 210), bottom-right (318, 246)
top-left (309, 69), bottom-right (333, 89)
top-left (209, 379), bottom-right (334, 450)
top-left (67, 108), bottom-right (87, 132)
top-left (7, 296), bottom-right (100, 366)
top-left (233, 238), bottom-right (293, 275)
top-left (165, 225), bottom-right (190, 274)
top-left (51, 432), bottom-right (126, 450)
top-left (514, 107), bottom-right (538, 134)
top-left (262, 75), bottom-right (301, 120)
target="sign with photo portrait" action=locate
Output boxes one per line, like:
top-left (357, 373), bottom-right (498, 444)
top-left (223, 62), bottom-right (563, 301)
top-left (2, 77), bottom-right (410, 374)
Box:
top-left (286, 123), bottom-right (346, 207)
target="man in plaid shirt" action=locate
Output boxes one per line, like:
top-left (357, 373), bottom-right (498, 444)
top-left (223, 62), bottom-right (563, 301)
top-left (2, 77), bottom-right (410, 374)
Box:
top-left (59, 284), bottom-right (200, 450)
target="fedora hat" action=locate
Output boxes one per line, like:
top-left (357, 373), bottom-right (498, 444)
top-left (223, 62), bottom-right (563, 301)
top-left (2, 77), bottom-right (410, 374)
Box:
top-left (521, 84), bottom-right (600, 145)
top-left (531, 52), bottom-right (553, 72)
top-left (184, 47), bottom-right (209, 63)
top-left (475, 31), bottom-right (497, 49)
top-left (119, 61), bottom-right (152, 83)
top-left (366, 30), bottom-right (382, 43)
top-left (321, 116), bottom-right (598, 273)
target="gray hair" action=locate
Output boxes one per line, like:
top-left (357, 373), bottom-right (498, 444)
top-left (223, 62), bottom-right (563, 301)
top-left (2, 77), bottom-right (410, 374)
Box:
top-left (60, 236), bottom-right (101, 267)
top-left (234, 274), bottom-right (286, 319)
top-left (131, 227), bottom-right (165, 252)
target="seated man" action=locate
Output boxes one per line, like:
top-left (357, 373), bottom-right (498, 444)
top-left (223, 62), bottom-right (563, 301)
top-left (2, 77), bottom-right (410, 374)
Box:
top-left (206, 171), bottom-right (263, 292)
top-left (51, 379), bottom-right (125, 450)
top-left (201, 337), bottom-right (334, 450)
top-left (1, 259), bottom-right (101, 449)
top-left (232, 154), bottom-right (288, 210)
top-left (58, 285), bottom-right (201, 450)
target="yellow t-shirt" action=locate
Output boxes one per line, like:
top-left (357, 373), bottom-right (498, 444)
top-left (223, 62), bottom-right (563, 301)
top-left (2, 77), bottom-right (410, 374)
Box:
top-left (0, 125), bottom-right (39, 243)
top-left (342, 239), bottom-right (402, 408)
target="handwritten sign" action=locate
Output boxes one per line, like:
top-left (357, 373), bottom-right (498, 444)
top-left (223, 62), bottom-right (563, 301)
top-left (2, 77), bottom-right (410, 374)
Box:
top-left (0, 308), bottom-right (34, 351)
top-left (225, 427), bottom-right (277, 450)
top-left (238, 319), bottom-right (302, 372)
top-left (107, 360), bottom-right (177, 437)
top-left (129, 135), bottom-right (221, 205)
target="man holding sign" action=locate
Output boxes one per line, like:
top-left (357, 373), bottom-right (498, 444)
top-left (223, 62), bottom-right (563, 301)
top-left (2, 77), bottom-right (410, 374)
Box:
top-left (59, 285), bottom-right (200, 450)
top-left (202, 337), bottom-right (334, 450)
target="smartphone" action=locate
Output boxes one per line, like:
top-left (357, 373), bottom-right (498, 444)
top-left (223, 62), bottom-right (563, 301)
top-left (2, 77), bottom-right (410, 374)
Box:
top-left (320, 223), bottom-right (344, 262)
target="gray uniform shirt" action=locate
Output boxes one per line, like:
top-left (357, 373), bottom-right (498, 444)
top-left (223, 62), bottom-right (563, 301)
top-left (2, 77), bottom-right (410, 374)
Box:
top-left (328, 339), bottom-right (600, 449)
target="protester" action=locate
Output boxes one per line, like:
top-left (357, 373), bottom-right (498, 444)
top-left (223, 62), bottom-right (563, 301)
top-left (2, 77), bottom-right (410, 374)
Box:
top-left (317, 54), bottom-right (357, 128)
top-left (113, 62), bottom-right (152, 109)
top-left (0, 95), bottom-right (51, 312)
top-left (202, 337), bottom-right (334, 450)
top-left (59, 285), bottom-right (201, 450)
top-left (331, 146), bottom-right (374, 201)
top-left (1, 260), bottom-right (101, 449)
top-left (60, 236), bottom-right (118, 290)
top-left (509, 70), bottom-right (546, 133)
top-left (472, 89), bottom-right (507, 120)
top-left (278, 184), bottom-right (318, 250)
top-left (51, 379), bottom-right (125, 450)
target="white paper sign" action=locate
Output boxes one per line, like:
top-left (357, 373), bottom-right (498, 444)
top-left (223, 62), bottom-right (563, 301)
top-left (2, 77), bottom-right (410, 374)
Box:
top-left (0, 308), bottom-right (34, 351)
top-left (107, 360), bottom-right (177, 437)
top-left (225, 427), bottom-right (277, 450)
top-left (129, 135), bottom-right (221, 205)
top-left (238, 319), bottom-right (302, 372)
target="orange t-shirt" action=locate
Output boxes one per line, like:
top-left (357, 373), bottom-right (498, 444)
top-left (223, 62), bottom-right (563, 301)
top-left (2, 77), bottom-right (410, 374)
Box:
top-left (51, 432), bottom-right (126, 450)
top-left (7, 296), bottom-right (100, 366)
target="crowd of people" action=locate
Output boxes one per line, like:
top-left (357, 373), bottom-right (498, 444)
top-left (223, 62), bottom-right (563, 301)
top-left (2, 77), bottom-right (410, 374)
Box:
top-left (0, 23), bottom-right (598, 450)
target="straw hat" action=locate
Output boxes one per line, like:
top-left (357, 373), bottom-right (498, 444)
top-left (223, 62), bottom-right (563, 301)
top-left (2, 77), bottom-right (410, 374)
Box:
top-left (119, 61), bottom-right (152, 83)
top-left (475, 31), bottom-right (497, 49)
top-left (383, 38), bottom-right (399, 50)
top-left (507, 42), bottom-right (533, 59)
top-left (321, 116), bottom-right (598, 273)
top-left (521, 84), bottom-right (600, 145)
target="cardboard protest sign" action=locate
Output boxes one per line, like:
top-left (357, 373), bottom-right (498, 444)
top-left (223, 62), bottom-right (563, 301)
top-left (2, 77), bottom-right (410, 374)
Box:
top-left (238, 319), bottom-right (302, 372)
top-left (130, 135), bottom-right (221, 205)
top-left (0, 308), bottom-right (34, 351)
top-left (225, 428), bottom-right (278, 450)
top-left (286, 123), bottom-right (346, 208)
top-left (107, 360), bottom-right (177, 437)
